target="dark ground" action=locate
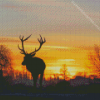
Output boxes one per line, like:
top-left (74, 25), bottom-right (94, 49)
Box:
top-left (0, 93), bottom-right (100, 100)
top-left (0, 81), bottom-right (100, 100)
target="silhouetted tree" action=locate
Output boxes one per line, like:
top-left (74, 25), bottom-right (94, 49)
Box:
top-left (0, 45), bottom-right (13, 90)
top-left (60, 64), bottom-right (68, 81)
top-left (0, 45), bottom-right (12, 75)
top-left (75, 71), bottom-right (87, 77)
top-left (76, 72), bottom-right (83, 76)
top-left (88, 45), bottom-right (100, 76)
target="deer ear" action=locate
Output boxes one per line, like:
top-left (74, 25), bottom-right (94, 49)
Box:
top-left (31, 53), bottom-right (36, 56)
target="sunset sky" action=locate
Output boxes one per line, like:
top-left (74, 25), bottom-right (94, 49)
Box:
top-left (0, 0), bottom-right (100, 78)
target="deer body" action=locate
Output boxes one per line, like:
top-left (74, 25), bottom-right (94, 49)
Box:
top-left (24, 57), bottom-right (46, 88)
top-left (18, 34), bottom-right (46, 88)
top-left (22, 57), bottom-right (46, 73)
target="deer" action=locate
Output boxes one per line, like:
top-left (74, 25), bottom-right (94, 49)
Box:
top-left (18, 34), bottom-right (46, 89)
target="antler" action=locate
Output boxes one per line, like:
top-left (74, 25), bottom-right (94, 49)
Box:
top-left (18, 34), bottom-right (32, 54)
top-left (30, 35), bottom-right (46, 55)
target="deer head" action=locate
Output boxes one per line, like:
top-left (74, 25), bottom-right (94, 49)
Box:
top-left (18, 34), bottom-right (46, 65)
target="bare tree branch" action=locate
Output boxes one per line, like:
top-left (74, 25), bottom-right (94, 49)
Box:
top-left (88, 45), bottom-right (100, 76)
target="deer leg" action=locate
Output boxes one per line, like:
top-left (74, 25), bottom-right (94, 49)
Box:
top-left (33, 74), bottom-right (38, 88)
top-left (40, 71), bottom-right (44, 89)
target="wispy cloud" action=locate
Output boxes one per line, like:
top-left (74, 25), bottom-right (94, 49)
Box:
top-left (1, 4), bottom-right (32, 12)
top-left (2, 5), bottom-right (18, 9)
top-left (58, 59), bottom-right (75, 62)
top-left (45, 46), bottom-right (70, 49)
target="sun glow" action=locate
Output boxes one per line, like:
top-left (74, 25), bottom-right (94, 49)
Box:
top-left (67, 66), bottom-right (83, 78)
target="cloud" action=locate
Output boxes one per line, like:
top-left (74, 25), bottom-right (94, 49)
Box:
top-left (2, 5), bottom-right (18, 9)
top-left (45, 46), bottom-right (69, 49)
top-left (58, 59), bottom-right (75, 62)
top-left (1, 4), bottom-right (33, 12)
top-left (16, 0), bottom-right (70, 3)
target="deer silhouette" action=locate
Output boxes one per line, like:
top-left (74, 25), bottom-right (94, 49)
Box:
top-left (18, 34), bottom-right (46, 88)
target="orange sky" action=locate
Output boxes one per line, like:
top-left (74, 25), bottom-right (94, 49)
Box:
top-left (0, 34), bottom-right (98, 79)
